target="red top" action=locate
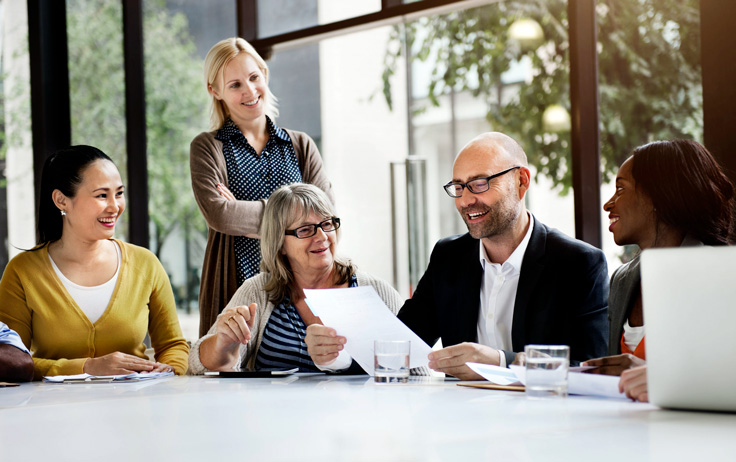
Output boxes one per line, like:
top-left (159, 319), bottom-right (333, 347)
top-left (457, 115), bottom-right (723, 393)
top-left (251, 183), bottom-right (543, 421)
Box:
top-left (620, 334), bottom-right (646, 360)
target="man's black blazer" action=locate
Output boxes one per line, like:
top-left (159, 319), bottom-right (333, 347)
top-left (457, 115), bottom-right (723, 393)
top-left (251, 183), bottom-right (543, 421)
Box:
top-left (397, 219), bottom-right (609, 365)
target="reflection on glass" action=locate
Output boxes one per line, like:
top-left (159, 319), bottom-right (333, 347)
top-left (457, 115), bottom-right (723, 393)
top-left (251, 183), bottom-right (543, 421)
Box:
top-left (258, 0), bottom-right (381, 38)
top-left (143, 0), bottom-right (234, 332)
top-left (385, 1), bottom-right (575, 240)
top-left (1, 0), bottom-right (34, 267)
top-left (67, 0), bottom-right (128, 240)
top-left (597, 0), bottom-right (702, 270)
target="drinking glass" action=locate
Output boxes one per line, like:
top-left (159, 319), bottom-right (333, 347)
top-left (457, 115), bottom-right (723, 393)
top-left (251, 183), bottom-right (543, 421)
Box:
top-left (524, 344), bottom-right (570, 398)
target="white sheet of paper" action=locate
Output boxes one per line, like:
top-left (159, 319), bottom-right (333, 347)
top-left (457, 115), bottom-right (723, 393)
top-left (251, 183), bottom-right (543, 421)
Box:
top-left (508, 364), bottom-right (626, 399)
top-left (43, 371), bottom-right (174, 383)
top-left (304, 286), bottom-right (432, 375)
top-left (466, 362), bottom-right (522, 386)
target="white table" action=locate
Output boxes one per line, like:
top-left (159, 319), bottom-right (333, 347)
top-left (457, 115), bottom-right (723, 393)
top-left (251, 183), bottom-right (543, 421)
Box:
top-left (1, 375), bottom-right (735, 461)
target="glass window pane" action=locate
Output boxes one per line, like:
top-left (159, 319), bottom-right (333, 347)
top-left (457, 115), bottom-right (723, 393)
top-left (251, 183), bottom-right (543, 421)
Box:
top-left (67, 0), bottom-right (128, 240)
top-left (597, 0), bottom-right (702, 273)
top-left (258, 0), bottom-right (381, 38)
top-left (1, 0), bottom-right (34, 268)
top-left (407, 1), bottom-right (575, 246)
top-left (143, 0), bottom-right (236, 340)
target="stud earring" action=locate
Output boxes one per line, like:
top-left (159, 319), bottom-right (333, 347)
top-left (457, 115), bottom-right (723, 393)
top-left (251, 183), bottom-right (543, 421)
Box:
top-left (60, 210), bottom-right (67, 216)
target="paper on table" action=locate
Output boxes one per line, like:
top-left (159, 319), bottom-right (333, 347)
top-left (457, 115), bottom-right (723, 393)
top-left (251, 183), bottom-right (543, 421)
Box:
top-left (43, 371), bottom-right (174, 383)
top-left (508, 364), bottom-right (626, 399)
top-left (466, 362), bottom-right (523, 386)
top-left (304, 286), bottom-right (432, 375)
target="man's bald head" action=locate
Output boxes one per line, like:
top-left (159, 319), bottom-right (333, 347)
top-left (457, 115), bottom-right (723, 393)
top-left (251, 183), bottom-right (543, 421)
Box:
top-left (457, 132), bottom-right (528, 167)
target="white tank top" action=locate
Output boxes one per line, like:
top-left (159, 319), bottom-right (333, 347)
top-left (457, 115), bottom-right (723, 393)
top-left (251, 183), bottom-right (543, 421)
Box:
top-left (623, 318), bottom-right (645, 353)
top-left (49, 241), bottom-right (121, 324)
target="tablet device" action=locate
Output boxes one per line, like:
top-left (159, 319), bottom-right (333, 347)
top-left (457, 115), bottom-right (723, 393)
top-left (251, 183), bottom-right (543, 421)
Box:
top-left (204, 367), bottom-right (299, 378)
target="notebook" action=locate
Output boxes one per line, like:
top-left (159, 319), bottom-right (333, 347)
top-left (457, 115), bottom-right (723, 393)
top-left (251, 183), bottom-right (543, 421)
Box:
top-left (640, 246), bottom-right (736, 412)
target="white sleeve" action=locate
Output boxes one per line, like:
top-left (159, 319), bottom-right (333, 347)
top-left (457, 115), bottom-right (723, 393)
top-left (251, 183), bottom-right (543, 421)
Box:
top-left (315, 349), bottom-right (353, 372)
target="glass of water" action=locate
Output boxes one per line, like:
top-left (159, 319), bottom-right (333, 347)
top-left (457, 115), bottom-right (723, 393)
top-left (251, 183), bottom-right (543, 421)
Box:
top-left (374, 340), bottom-right (410, 384)
top-left (524, 344), bottom-right (570, 398)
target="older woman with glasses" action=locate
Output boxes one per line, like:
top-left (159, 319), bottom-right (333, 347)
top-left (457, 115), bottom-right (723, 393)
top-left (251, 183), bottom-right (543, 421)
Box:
top-left (189, 183), bottom-right (402, 373)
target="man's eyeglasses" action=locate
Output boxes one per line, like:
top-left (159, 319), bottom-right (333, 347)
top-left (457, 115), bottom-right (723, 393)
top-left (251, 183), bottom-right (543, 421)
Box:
top-left (443, 166), bottom-right (521, 198)
top-left (285, 217), bottom-right (341, 239)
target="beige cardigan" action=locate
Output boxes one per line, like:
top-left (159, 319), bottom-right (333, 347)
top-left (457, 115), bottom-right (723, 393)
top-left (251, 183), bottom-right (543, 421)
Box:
top-left (188, 270), bottom-right (403, 374)
top-left (190, 129), bottom-right (334, 337)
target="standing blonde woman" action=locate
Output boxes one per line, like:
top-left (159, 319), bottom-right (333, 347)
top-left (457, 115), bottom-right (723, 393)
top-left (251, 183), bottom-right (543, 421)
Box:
top-left (191, 37), bottom-right (333, 337)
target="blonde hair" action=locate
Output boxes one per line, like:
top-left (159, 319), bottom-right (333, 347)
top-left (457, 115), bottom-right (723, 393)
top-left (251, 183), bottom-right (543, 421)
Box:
top-left (203, 37), bottom-right (279, 130)
top-left (260, 183), bottom-right (353, 303)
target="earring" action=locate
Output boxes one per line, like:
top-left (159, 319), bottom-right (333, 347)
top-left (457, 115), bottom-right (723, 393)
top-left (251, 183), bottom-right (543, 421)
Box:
top-left (60, 210), bottom-right (66, 216)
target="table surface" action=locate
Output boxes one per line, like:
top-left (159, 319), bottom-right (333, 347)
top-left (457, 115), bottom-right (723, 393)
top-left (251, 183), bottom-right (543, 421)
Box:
top-left (2, 374), bottom-right (735, 462)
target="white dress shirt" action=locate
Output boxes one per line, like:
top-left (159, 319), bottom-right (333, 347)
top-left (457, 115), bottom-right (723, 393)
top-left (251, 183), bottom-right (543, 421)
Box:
top-left (476, 213), bottom-right (534, 367)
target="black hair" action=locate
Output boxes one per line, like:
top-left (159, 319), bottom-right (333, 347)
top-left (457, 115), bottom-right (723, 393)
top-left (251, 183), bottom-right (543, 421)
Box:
top-left (631, 139), bottom-right (735, 246)
top-left (36, 145), bottom-right (114, 246)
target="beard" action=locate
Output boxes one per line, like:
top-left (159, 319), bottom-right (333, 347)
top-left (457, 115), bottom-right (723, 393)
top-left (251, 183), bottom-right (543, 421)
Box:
top-left (460, 194), bottom-right (521, 240)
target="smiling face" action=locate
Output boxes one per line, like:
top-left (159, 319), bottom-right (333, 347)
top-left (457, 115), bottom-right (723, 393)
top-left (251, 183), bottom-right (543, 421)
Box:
top-left (56, 159), bottom-right (125, 243)
top-left (452, 142), bottom-right (525, 240)
top-left (604, 157), bottom-right (657, 248)
top-left (210, 53), bottom-right (268, 127)
top-left (281, 211), bottom-right (337, 279)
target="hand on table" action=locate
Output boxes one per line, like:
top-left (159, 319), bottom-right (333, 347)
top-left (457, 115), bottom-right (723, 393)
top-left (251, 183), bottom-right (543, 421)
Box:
top-left (84, 352), bottom-right (157, 376)
top-left (582, 354), bottom-right (646, 376)
top-left (305, 324), bottom-right (345, 366)
top-left (427, 342), bottom-right (501, 380)
top-left (619, 365), bottom-right (649, 402)
top-left (149, 362), bottom-right (175, 373)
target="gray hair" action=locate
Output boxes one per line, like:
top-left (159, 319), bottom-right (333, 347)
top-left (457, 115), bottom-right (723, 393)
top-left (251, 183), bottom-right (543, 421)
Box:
top-left (260, 183), bottom-right (354, 303)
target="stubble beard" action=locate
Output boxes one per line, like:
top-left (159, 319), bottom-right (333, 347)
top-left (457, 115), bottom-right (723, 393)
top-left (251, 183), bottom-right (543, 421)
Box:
top-left (462, 196), bottom-right (520, 240)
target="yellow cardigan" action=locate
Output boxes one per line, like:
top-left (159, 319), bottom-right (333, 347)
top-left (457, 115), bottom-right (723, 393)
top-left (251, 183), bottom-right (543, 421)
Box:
top-left (0, 239), bottom-right (189, 379)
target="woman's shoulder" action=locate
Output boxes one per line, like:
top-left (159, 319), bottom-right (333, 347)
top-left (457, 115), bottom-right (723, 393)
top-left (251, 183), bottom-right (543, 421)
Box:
top-left (229, 272), bottom-right (271, 302)
top-left (611, 254), bottom-right (641, 284)
top-left (5, 246), bottom-right (48, 272)
top-left (116, 240), bottom-right (162, 270)
top-left (355, 270), bottom-right (403, 314)
top-left (190, 130), bottom-right (222, 152)
top-left (282, 129), bottom-right (317, 151)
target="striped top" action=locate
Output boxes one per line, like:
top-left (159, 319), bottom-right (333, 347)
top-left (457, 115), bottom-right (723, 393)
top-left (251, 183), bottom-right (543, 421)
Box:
top-left (255, 275), bottom-right (358, 371)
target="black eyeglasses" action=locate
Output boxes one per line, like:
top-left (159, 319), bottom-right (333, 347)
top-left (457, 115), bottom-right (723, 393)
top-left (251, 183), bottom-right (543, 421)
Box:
top-left (285, 217), bottom-right (341, 239)
top-left (443, 166), bottom-right (521, 198)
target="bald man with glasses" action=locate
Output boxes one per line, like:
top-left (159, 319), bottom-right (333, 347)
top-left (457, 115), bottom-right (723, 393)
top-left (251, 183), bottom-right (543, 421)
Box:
top-left (396, 132), bottom-right (608, 380)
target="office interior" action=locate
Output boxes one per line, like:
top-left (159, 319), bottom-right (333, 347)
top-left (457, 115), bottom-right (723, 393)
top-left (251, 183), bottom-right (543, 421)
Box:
top-left (1, 0), bottom-right (734, 341)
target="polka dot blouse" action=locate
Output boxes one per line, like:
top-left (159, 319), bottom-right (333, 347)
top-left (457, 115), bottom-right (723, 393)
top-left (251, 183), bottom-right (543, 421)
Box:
top-left (215, 117), bottom-right (303, 285)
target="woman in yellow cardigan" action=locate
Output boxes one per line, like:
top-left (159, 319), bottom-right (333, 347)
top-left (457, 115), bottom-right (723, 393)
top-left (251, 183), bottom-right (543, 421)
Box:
top-left (0, 146), bottom-right (189, 379)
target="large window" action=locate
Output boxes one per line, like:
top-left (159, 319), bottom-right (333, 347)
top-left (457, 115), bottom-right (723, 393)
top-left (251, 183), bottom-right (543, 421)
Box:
top-left (2, 0), bottom-right (34, 264)
top-left (265, 1), bottom-right (579, 296)
top-left (597, 0), bottom-right (702, 271)
top-left (142, 0), bottom-right (236, 340)
top-left (258, 0), bottom-right (381, 37)
top-left (67, 0), bottom-right (129, 240)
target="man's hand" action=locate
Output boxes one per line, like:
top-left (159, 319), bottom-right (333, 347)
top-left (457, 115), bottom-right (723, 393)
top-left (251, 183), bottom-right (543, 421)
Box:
top-left (582, 354), bottom-right (645, 376)
top-left (305, 324), bottom-right (345, 366)
top-left (427, 342), bottom-right (501, 380)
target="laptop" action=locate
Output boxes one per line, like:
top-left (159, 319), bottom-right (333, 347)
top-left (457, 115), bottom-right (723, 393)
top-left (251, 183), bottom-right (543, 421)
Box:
top-left (640, 246), bottom-right (736, 412)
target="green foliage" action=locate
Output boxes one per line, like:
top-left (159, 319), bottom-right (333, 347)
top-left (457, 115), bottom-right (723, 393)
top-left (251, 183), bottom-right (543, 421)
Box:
top-left (66, 0), bottom-right (208, 254)
top-left (383, 0), bottom-right (702, 191)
